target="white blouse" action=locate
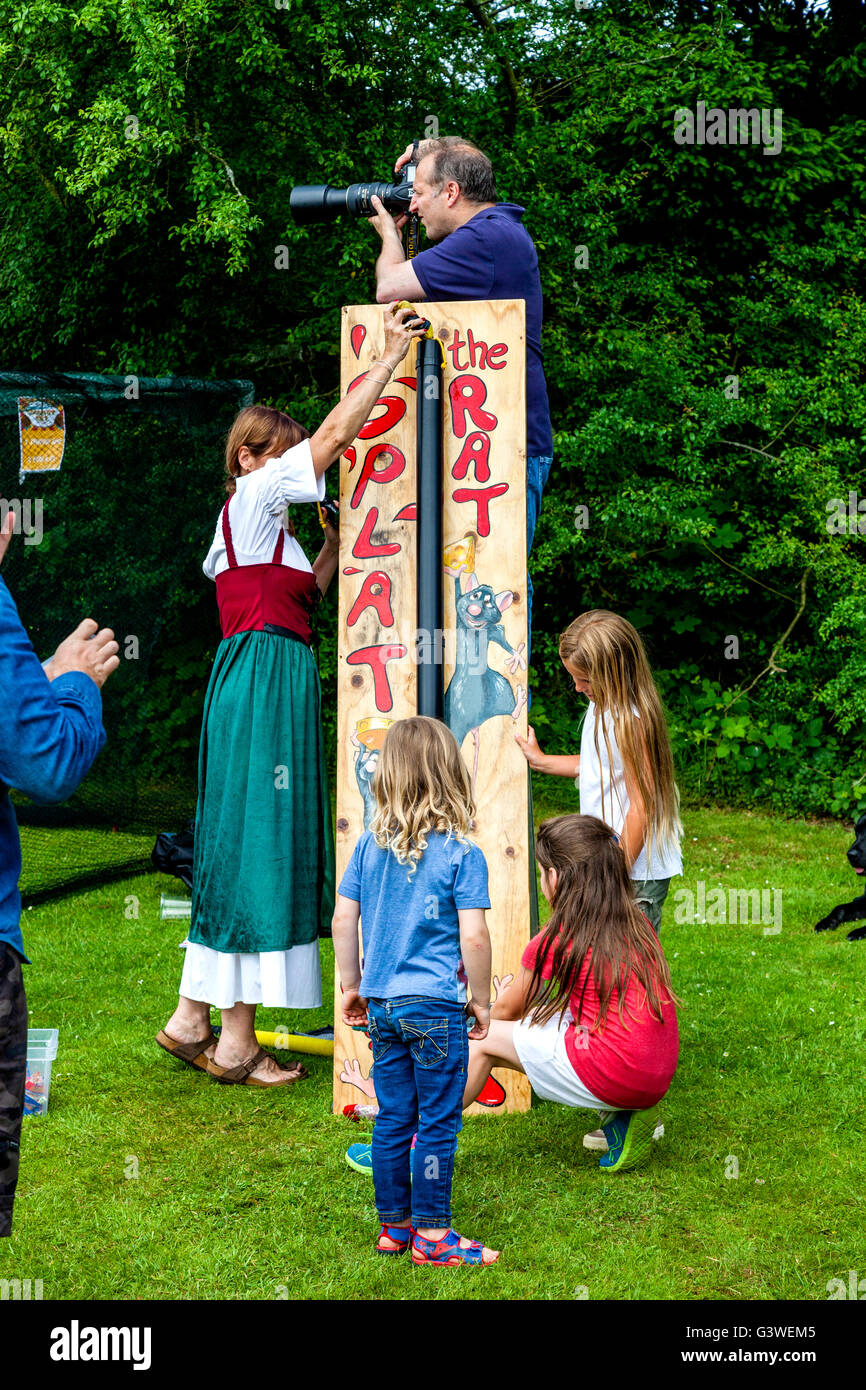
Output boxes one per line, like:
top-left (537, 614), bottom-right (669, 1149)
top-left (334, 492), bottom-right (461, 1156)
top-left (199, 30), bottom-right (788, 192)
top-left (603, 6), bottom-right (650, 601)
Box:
top-left (203, 439), bottom-right (326, 580)
top-left (578, 700), bottom-right (683, 882)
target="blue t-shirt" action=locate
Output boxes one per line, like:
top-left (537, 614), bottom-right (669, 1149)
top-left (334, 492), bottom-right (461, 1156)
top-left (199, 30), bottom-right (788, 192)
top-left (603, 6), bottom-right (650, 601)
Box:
top-left (412, 202), bottom-right (554, 458)
top-left (338, 829), bottom-right (490, 1002)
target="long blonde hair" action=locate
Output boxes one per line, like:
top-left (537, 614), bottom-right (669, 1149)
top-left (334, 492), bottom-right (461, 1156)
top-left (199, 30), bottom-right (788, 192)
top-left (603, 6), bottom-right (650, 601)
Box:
top-left (559, 610), bottom-right (681, 867)
top-left (369, 717), bottom-right (475, 878)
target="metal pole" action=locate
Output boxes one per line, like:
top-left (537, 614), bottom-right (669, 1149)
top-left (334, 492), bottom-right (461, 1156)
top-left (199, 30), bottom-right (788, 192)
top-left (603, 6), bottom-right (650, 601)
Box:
top-left (416, 335), bottom-right (444, 719)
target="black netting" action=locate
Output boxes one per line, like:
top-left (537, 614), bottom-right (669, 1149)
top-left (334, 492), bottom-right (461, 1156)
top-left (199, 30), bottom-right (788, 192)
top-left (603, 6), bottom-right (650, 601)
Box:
top-left (1, 372), bottom-right (253, 901)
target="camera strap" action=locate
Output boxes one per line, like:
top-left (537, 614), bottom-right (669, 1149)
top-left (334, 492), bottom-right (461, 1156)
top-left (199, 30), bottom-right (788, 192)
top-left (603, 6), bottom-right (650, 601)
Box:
top-left (406, 139), bottom-right (420, 260)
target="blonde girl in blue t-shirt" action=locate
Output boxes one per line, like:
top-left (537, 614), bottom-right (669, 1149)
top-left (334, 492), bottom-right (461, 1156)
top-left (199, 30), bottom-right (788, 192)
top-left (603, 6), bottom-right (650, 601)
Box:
top-left (332, 716), bottom-right (500, 1266)
top-left (515, 609), bottom-right (682, 1150)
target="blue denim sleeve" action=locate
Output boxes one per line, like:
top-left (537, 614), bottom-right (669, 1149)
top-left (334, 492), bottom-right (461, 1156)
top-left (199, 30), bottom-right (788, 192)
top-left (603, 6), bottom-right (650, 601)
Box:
top-left (413, 222), bottom-right (495, 301)
top-left (0, 578), bottom-right (106, 805)
top-left (453, 841), bottom-right (491, 909)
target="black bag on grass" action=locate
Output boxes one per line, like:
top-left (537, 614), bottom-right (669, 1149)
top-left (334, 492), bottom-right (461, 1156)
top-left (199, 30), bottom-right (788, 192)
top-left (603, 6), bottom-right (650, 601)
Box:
top-left (151, 820), bottom-right (195, 890)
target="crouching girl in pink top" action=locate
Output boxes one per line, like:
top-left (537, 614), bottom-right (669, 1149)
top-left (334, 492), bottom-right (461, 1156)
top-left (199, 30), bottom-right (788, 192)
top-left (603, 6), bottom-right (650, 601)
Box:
top-left (464, 813), bottom-right (679, 1171)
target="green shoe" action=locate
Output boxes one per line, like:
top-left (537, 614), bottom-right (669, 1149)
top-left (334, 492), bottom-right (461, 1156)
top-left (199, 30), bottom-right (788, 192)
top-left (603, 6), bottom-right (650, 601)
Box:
top-left (598, 1105), bottom-right (659, 1173)
top-left (345, 1142), bottom-right (373, 1176)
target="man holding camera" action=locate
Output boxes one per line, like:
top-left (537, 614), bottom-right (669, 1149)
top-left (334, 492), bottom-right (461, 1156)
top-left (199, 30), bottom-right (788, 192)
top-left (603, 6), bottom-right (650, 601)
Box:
top-left (366, 136), bottom-right (553, 627)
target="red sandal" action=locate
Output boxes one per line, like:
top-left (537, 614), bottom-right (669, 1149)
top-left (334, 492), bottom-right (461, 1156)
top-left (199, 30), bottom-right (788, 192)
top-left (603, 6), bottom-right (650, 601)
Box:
top-left (376, 1223), bottom-right (411, 1257)
top-left (411, 1229), bottom-right (499, 1266)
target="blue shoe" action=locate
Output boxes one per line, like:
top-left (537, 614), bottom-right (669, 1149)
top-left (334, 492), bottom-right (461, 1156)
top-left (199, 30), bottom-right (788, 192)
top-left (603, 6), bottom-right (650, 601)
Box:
top-left (345, 1142), bottom-right (373, 1176)
top-left (598, 1106), bottom-right (659, 1172)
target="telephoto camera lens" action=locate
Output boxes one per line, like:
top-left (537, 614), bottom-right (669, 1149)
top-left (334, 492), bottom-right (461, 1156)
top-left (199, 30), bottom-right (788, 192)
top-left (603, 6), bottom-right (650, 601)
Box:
top-left (289, 172), bottom-right (414, 223)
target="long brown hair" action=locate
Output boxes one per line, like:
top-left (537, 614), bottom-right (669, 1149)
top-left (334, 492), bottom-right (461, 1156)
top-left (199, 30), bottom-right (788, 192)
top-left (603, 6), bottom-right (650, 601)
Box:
top-left (525, 814), bottom-right (677, 1031)
top-left (559, 610), bottom-right (681, 868)
top-left (224, 405), bottom-right (309, 497)
top-left (370, 716), bottom-right (475, 879)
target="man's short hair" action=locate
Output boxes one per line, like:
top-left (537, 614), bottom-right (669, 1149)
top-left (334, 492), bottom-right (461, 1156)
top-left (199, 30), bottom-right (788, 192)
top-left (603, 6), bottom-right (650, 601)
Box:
top-left (422, 137), bottom-right (498, 205)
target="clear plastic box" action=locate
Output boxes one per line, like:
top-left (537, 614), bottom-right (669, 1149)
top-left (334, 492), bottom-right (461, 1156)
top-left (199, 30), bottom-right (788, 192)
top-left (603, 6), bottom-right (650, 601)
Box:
top-left (24, 1028), bottom-right (58, 1116)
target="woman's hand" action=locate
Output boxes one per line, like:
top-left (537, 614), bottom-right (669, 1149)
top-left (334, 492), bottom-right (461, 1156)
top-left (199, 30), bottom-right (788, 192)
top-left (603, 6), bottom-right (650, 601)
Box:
top-left (381, 300), bottom-right (427, 368)
top-left (514, 724), bottom-right (547, 771)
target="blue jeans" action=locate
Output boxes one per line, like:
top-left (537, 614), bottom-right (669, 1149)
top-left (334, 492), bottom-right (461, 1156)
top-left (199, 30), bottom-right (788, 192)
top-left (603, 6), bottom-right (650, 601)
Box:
top-left (367, 996), bottom-right (468, 1228)
top-left (526, 452), bottom-right (554, 666)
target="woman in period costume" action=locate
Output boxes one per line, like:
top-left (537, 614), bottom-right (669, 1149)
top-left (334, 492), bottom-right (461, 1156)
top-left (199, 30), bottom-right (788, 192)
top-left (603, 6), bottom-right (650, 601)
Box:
top-left (157, 303), bottom-right (424, 1086)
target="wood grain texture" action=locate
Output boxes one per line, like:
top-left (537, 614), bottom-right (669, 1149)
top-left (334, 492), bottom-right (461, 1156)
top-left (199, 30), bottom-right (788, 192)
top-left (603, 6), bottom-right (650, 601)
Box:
top-left (333, 300), bottom-right (531, 1117)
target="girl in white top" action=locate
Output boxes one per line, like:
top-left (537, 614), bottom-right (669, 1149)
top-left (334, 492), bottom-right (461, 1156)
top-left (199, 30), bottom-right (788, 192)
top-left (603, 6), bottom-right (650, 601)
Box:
top-left (516, 609), bottom-right (683, 929)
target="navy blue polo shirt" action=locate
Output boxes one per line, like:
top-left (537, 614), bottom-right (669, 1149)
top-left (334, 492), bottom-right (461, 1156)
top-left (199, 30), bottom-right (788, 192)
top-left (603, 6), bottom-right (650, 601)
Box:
top-left (412, 202), bottom-right (554, 457)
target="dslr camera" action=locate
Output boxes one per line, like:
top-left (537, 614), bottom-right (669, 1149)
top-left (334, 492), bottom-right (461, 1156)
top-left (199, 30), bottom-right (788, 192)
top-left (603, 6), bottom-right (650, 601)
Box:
top-left (289, 161), bottom-right (416, 224)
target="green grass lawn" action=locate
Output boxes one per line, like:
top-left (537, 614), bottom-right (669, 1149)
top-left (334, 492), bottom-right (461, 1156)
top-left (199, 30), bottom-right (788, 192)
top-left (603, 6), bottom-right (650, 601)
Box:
top-left (3, 791), bottom-right (866, 1301)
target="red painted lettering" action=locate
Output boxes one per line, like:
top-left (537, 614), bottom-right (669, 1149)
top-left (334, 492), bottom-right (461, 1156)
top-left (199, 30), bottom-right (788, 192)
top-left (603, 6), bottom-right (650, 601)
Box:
top-left (449, 375), bottom-right (497, 437)
top-left (351, 444), bottom-right (406, 510)
top-left (352, 507), bottom-right (402, 559)
top-left (358, 396), bottom-right (406, 439)
top-left (346, 572), bottom-right (394, 628)
top-left (451, 432), bottom-right (491, 483)
top-left (347, 644), bottom-right (407, 712)
top-left (486, 342), bottom-right (507, 369)
top-left (446, 330), bottom-right (469, 371)
top-left (466, 329), bottom-right (486, 369)
top-left (452, 483), bottom-right (509, 538)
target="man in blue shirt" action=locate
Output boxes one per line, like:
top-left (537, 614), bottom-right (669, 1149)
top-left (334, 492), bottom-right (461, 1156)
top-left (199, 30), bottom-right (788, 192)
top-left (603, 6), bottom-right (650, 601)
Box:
top-left (0, 514), bottom-right (118, 1235)
top-left (367, 137), bottom-right (554, 637)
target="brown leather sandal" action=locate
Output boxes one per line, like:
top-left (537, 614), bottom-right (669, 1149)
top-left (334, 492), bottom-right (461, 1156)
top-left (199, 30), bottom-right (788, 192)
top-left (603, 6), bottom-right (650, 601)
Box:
top-left (155, 1029), bottom-right (218, 1072)
top-left (205, 1046), bottom-right (308, 1087)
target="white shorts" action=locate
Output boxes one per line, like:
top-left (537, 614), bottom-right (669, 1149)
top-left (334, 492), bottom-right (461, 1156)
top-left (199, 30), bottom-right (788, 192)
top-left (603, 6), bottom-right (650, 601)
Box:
top-left (512, 1012), bottom-right (609, 1110)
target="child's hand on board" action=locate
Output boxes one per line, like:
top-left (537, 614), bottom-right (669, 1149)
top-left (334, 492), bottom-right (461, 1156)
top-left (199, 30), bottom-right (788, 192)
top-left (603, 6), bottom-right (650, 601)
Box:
top-left (341, 989), bottom-right (369, 1028)
top-left (466, 1000), bottom-right (491, 1040)
top-left (514, 724), bottom-right (546, 771)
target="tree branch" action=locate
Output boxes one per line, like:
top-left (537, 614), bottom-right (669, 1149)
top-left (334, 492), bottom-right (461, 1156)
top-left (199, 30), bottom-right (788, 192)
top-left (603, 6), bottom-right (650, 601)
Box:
top-left (462, 0), bottom-right (523, 135)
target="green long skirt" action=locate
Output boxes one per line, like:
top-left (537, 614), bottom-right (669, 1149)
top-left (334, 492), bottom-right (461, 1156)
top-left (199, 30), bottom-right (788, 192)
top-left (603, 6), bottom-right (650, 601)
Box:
top-left (187, 630), bottom-right (335, 955)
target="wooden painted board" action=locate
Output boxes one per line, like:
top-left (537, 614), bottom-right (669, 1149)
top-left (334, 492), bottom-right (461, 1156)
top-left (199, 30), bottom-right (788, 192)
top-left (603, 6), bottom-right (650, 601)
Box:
top-left (333, 299), bottom-right (531, 1117)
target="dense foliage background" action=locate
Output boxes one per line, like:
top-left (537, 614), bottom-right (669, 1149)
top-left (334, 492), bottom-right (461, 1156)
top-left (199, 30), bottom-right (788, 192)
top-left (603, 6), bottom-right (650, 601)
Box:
top-left (2, 0), bottom-right (864, 820)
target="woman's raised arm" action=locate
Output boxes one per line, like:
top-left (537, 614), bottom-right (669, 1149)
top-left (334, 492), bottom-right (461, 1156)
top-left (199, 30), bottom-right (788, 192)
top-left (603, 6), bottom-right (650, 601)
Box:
top-left (309, 302), bottom-right (426, 477)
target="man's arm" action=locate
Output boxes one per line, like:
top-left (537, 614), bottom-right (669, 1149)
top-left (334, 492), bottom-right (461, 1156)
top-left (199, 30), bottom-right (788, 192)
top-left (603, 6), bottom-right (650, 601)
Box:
top-left (0, 581), bottom-right (110, 804)
top-left (368, 196), bottom-right (426, 303)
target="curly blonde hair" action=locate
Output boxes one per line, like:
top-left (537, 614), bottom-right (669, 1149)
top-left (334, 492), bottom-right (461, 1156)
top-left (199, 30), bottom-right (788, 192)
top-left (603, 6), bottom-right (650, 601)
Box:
top-left (368, 717), bottom-right (475, 878)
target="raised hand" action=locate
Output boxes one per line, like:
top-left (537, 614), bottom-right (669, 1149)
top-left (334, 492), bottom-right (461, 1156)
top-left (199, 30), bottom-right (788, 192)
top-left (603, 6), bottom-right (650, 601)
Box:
top-left (42, 619), bottom-right (120, 689)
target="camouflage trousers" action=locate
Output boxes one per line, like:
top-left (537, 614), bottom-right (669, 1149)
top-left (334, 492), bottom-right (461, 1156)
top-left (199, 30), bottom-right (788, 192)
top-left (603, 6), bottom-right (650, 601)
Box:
top-left (0, 943), bottom-right (27, 1238)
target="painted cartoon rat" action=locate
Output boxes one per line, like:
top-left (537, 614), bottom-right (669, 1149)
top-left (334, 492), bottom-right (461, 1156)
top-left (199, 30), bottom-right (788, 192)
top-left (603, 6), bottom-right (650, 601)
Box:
top-left (444, 566), bottom-right (527, 791)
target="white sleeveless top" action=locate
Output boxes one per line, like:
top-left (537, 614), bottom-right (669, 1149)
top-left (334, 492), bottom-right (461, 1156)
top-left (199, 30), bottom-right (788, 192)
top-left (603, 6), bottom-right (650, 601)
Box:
top-left (577, 701), bottom-right (682, 882)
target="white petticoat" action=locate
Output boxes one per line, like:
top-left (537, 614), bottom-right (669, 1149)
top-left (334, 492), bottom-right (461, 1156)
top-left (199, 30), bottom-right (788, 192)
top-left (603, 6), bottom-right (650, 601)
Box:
top-left (178, 939), bottom-right (322, 1009)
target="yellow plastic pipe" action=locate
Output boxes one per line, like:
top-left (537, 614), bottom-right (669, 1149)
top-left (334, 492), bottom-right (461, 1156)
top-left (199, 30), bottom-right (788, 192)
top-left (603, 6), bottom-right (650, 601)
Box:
top-left (255, 1029), bottom-right (334, 1057)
